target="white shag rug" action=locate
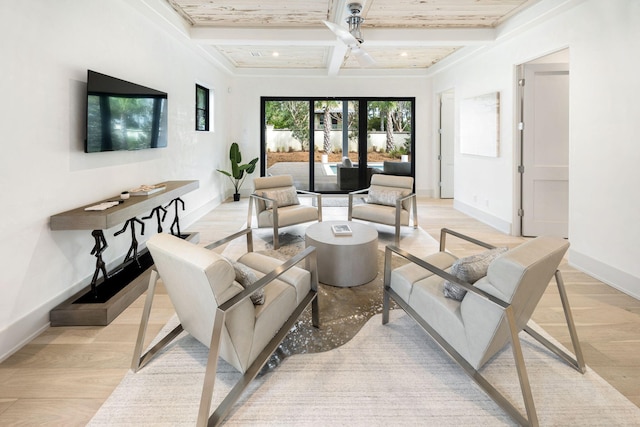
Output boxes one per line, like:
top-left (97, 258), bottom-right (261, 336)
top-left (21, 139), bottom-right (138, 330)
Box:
top-left (89, 310), bottom-right (640, 426)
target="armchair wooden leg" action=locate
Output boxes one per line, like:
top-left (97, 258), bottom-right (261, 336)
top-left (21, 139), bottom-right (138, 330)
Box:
top-left (412, 196), bottom-right (418, 228)
top-left (505, 306), bottom-right (539, 426)
top-left (131, 269), bottom-right (184, 372)
top-left (523, 270), bottom-right (586, 374)
top-left (272, 206), bottom-right (280, 250)
top-left (382, 247), bottom-right (393, 325)
top-left (196, 309), bottom-right (225, 426)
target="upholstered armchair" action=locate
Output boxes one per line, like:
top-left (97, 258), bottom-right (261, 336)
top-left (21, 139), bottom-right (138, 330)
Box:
top-left (131, 228), bottom-right (320, 426)
top-left (249, 175), bottom-right (322, 249)
top-left (348, 174), bottom-right (417, 245)
top-left (382, 228), bottom-right (585, 426)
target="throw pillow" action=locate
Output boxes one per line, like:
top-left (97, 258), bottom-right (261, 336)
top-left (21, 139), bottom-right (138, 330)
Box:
top-left (231, 261), bottom-right (265, 305)
top-left (262, 187), bottom-right (300, 210)
top-left (443, 247), bottom-right (508, 301)
top-left (367, 187), bottom-right (404, 207)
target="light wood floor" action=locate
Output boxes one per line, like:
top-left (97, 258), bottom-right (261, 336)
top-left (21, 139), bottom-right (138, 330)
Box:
top-left (1, 198), bottom-right (638, 425)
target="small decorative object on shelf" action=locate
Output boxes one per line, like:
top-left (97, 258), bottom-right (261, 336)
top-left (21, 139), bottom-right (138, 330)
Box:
top-left (84, 201), bottom-right (122, 211)
top-left (129, 184), bottom-right (166, 196)
top-left (120, 191), bottom-right (130, 200)
top-left (331, 224), bottom-right (352, 236)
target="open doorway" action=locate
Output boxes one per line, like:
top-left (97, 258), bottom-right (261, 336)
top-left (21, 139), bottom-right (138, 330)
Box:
top-left (439, 90), bottom-right (455, 198)
top-left (517, 49), bottom-right (570, 237)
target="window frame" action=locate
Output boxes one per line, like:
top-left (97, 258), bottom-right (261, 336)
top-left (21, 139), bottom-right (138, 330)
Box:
top-left (195, 84), bottom-right (210, 131)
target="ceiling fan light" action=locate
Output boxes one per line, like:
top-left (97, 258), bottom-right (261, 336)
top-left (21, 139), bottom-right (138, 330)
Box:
top-left (346, 15), bottom-right (364, 43)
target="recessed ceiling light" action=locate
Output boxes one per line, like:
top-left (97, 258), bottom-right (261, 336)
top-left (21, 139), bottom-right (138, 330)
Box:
top-left (272, 51), bottom-right (280, 57)
top-left (400, 52), bottom-right (408, 57)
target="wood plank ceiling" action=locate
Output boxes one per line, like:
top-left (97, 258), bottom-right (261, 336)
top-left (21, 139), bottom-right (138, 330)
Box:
top-left (164, 0), bottom-right (540, 75)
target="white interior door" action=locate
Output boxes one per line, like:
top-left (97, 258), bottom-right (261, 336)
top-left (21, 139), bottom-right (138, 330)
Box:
top-left (440, 91), bottom-right (455, 198)
top-left (521, 63), bottom-right (569, 237)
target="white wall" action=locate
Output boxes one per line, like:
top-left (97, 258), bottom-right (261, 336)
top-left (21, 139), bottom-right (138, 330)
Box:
top-left (0, 0), bottom-right (232, 359)
top-left (228, 76), bottom-right (434, 196)
top-left (430, 0), bottom-right (640, 298)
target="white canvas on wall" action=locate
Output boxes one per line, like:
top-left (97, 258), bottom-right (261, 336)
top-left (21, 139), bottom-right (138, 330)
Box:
top-left (460, 92), bottom-right (500, 157)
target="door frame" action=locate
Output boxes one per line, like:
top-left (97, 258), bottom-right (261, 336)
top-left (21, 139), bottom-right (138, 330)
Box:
top-left (514, 51), bottom-right (570, 237)
top-left (261, 96), bottom-right (416, 193)
top-left (438, 89), bottom-right (455, 199)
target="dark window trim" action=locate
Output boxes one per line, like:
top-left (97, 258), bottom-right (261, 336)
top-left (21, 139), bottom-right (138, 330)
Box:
top-left (195, 84), bottom-right (209, 131)
top-left (261, 96), bottom-right (415, 193)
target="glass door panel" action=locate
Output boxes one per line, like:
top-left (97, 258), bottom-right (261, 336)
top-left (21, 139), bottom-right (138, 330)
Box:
top-left (312, 100), bottom-right (360, 192)
top-left (366, 100), bottom-right (413, 177)
top-left (262, 97), bottom-right (414, 193)
top-left (264, 100), bottom-right (310, 190)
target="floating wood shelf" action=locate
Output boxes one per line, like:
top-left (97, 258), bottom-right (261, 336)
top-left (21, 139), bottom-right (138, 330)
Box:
top-left (50, 180), bottom-right (199, 230)
top-left (49, 180), bottom-right (199, 326)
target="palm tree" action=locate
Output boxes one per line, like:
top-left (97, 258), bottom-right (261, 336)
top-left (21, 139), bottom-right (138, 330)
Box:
top-left (315, 100), bottom-right (341, 154)
top-left (369, 101), bottom-right (399, 152)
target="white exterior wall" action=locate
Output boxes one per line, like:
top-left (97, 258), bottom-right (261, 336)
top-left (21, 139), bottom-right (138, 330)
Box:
top-left (430, 0), bottom-right (640, 298)
top-left (0, 0), bottom-right (232, 359)
top-left (265, 129), bottom-right (410, 153)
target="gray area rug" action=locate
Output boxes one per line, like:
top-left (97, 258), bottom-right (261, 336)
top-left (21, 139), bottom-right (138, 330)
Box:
top-left (89, 311), bottom-right (640, 426)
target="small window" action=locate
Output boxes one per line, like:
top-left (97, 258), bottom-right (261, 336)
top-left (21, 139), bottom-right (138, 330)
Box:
top-left (195, 84), bottom-right (210, 131)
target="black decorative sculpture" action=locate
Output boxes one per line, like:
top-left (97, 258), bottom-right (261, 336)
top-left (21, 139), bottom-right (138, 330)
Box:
top-left (165, 197), bottom-right (185, 237)
top-left (114, 217), bottom-right (145, 268)
top-left (90, 230), bottom-right (108, 298)
top-left (142, 205), bottom-right (167, 233)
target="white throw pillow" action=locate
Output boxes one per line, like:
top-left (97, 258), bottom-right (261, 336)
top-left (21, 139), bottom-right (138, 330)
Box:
top-left (367, 187), bottom-right (403, 206)
top-left (230, 260), bottom-right (265, 305)
top-left (443, 247), bottom-right (508, 301)
top-left (262, 187), bottom-right (300, 209)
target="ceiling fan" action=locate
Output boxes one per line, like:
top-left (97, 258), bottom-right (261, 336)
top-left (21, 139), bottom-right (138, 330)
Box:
top-left (323, 3), bottom-right (376, 67)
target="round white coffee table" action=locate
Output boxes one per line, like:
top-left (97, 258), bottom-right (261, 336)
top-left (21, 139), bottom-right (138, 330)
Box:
top-left (305, 221), bottom-right (378, 287)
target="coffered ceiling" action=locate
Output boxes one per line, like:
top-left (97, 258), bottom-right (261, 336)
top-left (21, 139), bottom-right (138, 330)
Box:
top-left (162, 0), bottom-right (541, 76)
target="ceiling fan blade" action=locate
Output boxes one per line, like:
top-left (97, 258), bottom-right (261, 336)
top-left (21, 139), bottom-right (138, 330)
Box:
top-left (323, 20), bottom-right (358, 46)
top-left (351, 46), bottom-right (376, 67)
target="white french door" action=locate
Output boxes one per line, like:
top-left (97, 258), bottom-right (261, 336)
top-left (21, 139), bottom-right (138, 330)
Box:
top-left (521, 63), bottom-right (570, 238)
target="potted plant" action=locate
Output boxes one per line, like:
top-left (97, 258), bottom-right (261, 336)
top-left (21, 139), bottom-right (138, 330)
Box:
top-left (217, 142), bottom-right (259, 201)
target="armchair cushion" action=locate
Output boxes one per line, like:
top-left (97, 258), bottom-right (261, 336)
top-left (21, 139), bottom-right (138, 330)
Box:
top-left (367, 187), bottom-right (405, 206)
top-left (257, 204), bottom-right (319, 228)
top-left (230, 261), bottom-right (265, 305)
top-left (351, 203), bottom-right (410, 226)
top-left (443, 247), bottom-right (508, 301)
top-left (262, 186), bottom-right (300, 209)
top-left (238, 251), bottom-right (311, 306)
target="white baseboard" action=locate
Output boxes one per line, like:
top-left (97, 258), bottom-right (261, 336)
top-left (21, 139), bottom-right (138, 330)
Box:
top-left (453, 200), bottom-right (512, 235)
top-left (569, 249), bottom-right (640, 300)
top-left (416, 188), bottom-right (435, 198)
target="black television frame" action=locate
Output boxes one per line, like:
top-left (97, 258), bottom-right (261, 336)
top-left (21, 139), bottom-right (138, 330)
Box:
top-left (85, 70), bottom-right (168, 153)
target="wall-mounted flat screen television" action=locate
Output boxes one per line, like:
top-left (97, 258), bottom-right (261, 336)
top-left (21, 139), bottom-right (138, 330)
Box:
top-left (85, 70), bottom-right (168, 153)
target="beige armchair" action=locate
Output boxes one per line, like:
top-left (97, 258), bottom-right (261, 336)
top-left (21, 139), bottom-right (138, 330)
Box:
top-left (131, 228), bottom-right (320, 426)
top-left (348, 174), bottom-right (417, 245)
top-left (382, 228), bottom-right (585, 426)
top-left (249, 175), bottom-right (322, 249)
